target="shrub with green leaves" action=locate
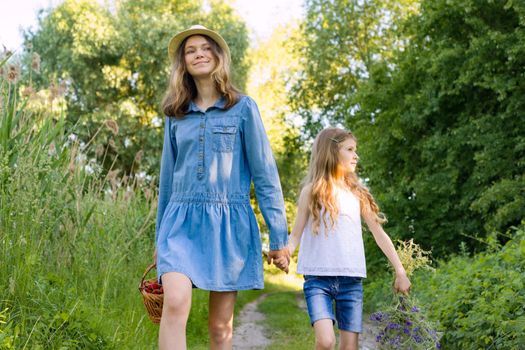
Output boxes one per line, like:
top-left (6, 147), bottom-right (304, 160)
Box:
top-left (414, 226), bottom-right (525, 349)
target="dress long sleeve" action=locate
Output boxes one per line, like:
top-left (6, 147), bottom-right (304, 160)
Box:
top-left (155, 117), bottom-right (177, 243)
top-left (241, 97), bottom-right (288, 250)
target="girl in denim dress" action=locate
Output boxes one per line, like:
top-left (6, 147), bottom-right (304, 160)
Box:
top-left (282, 128), bottom-right (411, 350)
top-left (154, 25), bottom-right (290, 349)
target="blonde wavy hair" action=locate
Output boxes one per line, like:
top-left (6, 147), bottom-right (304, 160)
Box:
top-left (304, 127), bottom-right (386, 234)
top-left (162, 34), bottom-right (240, 117)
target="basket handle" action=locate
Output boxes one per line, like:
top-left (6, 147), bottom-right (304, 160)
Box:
top-left (139, 263), bottom-right (157, 290)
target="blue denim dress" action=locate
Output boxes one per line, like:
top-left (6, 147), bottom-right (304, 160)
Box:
top-left (155, 95), bottom-right (288, 291)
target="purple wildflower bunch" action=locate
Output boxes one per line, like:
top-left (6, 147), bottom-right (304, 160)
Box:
top-left (370, 240), bottom-right (440, 349)
top-left (370, 295), bottom-right (441, 349)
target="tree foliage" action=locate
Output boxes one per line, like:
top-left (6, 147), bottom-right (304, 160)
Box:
top-left (245, 23), bottom-right (309, 239)
top-left (291, 0), bottom-right (419, 140)
top-left (355, 0), bottom-right (525, 255)
top-left (246, 23), bottom-right (308, 200)
top-left (25, 0), bottom-right (249, 176)
top-left (292, 0), bottom-right (525, 257)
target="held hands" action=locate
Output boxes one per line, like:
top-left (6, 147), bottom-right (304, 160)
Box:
top-left (267, 247), bottom-right (291, 273)
top-left (393, 271), bottom-right (411, 295)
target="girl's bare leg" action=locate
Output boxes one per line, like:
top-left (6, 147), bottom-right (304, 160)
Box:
top-left (159, 272), bottom-right (193, 350)
top-left (313, 319), bottom-right (336, 350)
top-left (339, 330), bottom-right (359, 350)
top-left (208, 291), bottom-right (237, 350)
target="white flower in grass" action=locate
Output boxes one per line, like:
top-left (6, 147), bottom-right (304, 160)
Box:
top-left (84, 164), bottom-right (94, 175)
top-left (68, 133), bottom-right (78, 142)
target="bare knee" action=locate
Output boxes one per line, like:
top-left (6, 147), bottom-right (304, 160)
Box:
top-left (208, 321), bottom-right (233, 345)
top-left (162, 294), bottom-right (191, 322)
top-left (316, 334), bottom-right (336, 350)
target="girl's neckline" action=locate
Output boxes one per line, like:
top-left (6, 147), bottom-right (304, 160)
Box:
top-left (333, 185), bottom-right (359, 199)
top-left (194, 96), bottom-right (221, 112)
top-left (188, 96), bottom-right (226, 113)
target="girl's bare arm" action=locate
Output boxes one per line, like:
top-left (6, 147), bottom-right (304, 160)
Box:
top-left (363, 211), bottom-right (411, 294)
top-left (287, 184), bottom-right (312, 255)
top-left (273, 185), bottom-right (311, 272)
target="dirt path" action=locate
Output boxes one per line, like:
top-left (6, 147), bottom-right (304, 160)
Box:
top-left (359, 317), bottom-right (378, 350)
top-left (232, 294), bottom-right (271, 350)
top-left (233, 291), bottom-right (378, 349)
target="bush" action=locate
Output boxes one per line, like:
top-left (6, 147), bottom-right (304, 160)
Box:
top-left (413, 226), bottom-right (525, 349)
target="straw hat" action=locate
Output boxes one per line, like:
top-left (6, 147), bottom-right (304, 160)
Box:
top-left (168, 24), bottom-right (231, 63)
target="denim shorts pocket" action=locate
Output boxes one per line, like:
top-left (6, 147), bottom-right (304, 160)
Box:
top-left (212, 126), bottom-right (237, 152)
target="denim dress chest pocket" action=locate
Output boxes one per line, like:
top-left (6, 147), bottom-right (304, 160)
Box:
top-left (210, 118), bottom-right (239, 153)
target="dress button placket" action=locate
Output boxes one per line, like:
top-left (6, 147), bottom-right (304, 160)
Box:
top-left (197, 113), bottom-right (205, 179)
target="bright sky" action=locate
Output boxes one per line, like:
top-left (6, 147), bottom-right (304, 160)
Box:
top-left (0, 0), bottom-right (304, 51)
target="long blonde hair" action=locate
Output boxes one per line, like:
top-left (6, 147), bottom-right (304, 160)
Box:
top-left (161, 34), bottom-right (240, 117)
top-left (305, 127), bottom-right (386, 234)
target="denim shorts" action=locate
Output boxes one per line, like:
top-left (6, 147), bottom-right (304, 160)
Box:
top-left (303, 275), bottom-right (363, 333)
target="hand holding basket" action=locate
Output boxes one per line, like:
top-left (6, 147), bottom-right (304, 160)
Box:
top-left (139, 263), bottom-right (163, 324)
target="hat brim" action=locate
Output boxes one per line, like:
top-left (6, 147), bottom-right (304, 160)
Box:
top-left (168, 27), bottom-right (231, 63)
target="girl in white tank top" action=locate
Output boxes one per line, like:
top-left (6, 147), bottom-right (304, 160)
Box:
top-left (275, 127), bottom-right (411, 350)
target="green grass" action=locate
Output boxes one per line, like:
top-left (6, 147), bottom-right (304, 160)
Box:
top-left (258, 279), bottom-right (372, 349)
top-left (0, 65), bottom-right (269, 349)
top-left (256, 288), bottom-right (315, 349)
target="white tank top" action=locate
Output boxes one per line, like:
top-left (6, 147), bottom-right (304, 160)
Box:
top-left (296, 188), bottom-right (366, 278)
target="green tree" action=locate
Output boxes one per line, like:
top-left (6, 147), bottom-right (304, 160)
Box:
top-left (246, 23), bottom-right (309, 232)
top-left (290, 0), bottom-right (420, 270)
top-left (25, 0), bottom-right (249, 176)
top-left (291, 0), bottom-right (525, 258)
top-left (291, 0), bottom-right (419, 140)
top-left (354, 0), bottom-right (525, 255)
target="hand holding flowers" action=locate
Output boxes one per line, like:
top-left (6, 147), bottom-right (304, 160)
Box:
top-left (370, 240), bottom-right (441, 349)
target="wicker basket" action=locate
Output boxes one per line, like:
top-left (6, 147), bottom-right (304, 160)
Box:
top-left (139, 263), bottom-right (163, 324)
